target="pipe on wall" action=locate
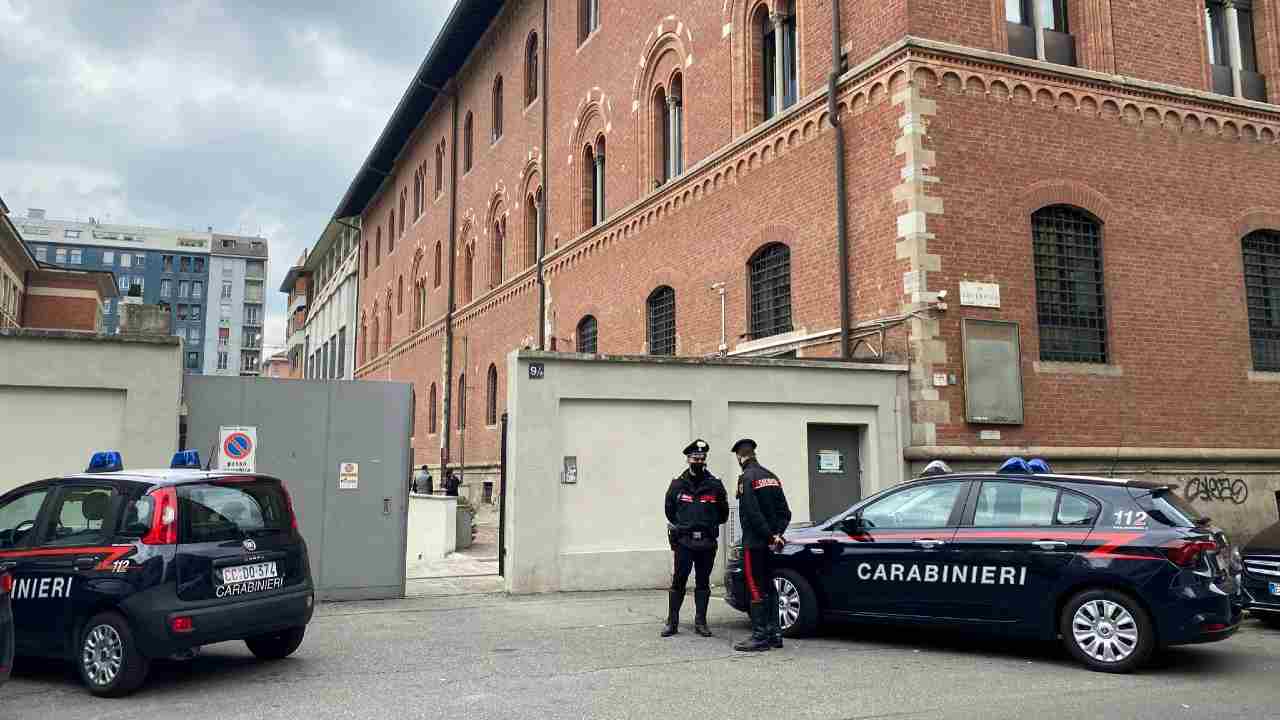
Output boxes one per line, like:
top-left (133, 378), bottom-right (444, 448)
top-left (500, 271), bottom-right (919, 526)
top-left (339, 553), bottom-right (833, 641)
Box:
top-left (830, 0), bottom-right (851, 360)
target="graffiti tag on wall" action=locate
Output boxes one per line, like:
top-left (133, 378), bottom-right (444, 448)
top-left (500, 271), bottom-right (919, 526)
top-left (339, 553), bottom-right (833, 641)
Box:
top-left (1183, 477), bottom-right (1249, 505)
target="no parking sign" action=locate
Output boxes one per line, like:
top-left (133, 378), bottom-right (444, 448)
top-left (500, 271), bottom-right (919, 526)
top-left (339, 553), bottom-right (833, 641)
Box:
top-left (218, 426), bottom-right (258, 472)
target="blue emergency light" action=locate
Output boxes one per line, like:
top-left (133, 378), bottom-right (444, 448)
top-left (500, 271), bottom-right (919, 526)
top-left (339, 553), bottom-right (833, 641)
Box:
top-left (86, 451), bottom-right (124, 473)
top-left (996, 456), bottom-right (1031, 474)
top-left (1027, 458), bottom-right (1052, 474)
top-left (170, 450), bottom-right (202, 469)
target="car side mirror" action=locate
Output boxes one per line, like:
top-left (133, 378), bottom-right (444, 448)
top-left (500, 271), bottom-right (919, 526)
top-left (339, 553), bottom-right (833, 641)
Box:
top-left (840, 515), bottom-right (865, 535)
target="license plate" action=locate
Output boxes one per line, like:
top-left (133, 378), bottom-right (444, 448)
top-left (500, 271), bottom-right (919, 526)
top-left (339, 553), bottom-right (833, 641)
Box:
top-left (1269, 582), bottom-right (1280, 597)
top-left (222, 561), bottom-right (277, 585)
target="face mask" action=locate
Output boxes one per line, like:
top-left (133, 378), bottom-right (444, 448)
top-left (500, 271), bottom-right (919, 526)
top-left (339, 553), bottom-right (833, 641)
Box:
top-left (689, 461), bottom-right (706, 475)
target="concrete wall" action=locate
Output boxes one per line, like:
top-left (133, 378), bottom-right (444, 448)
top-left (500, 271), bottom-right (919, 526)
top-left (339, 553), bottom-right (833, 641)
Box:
top-left (0, 330), bottom-right (182, 493)
top-left (407, 494), bottom-right (457, 564)
top-left (505, 351), bottom-right (908, 594)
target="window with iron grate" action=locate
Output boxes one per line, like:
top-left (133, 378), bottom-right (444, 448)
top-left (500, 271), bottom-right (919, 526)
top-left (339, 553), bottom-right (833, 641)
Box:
top-left (1032, 205), bottom-right (1107, 363)
top-left (487, 364), bottom-right (498, 426)
top-left (647, 286), bottom-right (676, 355)
top-left (1243, 229), bottom-right (1280, 371)
top-left (577, 315), bottom-right (598, 353)
top-left (749, 243), bottom-right (793, 339)
top-left (428, 382), bottom-right (438, 434)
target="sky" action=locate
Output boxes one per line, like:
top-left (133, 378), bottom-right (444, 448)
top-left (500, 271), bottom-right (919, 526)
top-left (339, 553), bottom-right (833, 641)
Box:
top-left (0, 0), bottom-right (450, 353)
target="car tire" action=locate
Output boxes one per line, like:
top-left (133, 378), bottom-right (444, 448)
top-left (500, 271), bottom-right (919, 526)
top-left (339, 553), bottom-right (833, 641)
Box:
top-left (773, 569), bottom-right (820, 638)
top-left (245, 626), bottom-right (306, 660)
top-left (1060, 589), bottom-right (1154, 674)
top-left (78, 611), bottom-right (150, 698)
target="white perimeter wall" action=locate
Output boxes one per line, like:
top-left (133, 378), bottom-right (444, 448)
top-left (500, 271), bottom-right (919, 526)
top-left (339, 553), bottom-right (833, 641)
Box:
top-left (505, 352), bottom-right (909, 594)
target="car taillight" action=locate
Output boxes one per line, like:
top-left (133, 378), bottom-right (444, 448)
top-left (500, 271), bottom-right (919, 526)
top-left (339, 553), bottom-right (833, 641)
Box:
top-left (1164, 538), bottom-right (1217, 568)
top-left (170, 616), bottom-right (194, 633)
top-left (280, 482), bottom-right (300, 532)
top-left (0, 573), bottom-right (11, 596)
top-left (142, 487), bottom-right (179, 545)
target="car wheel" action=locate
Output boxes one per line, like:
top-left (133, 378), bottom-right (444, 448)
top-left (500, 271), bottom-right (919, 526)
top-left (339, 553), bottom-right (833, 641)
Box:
top-left (773, 569), bottom-right (819, 637)
top-left (78, 611), bottom-right (150, 697)
top-left (1060, 589), bottom-right (1154, 673)
top-left (245, 626), bottom-right (306, 660)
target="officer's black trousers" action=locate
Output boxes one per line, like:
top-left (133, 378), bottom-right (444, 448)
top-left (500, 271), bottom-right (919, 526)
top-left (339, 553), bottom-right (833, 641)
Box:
top-left (741, 546), bottom-right (773, 605)
top-left (670, 545), bottom-right (716, 593)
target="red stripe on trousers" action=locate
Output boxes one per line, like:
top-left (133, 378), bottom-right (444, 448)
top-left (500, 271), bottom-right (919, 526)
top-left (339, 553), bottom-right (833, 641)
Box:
top-left (743, 549), bottom-right (763, 603)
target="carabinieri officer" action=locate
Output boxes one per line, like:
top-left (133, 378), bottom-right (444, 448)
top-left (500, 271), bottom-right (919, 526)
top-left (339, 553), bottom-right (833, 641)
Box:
top-left (732, 438), bottom-right (791, 652)
top-left (662, 439), bottom-right (730, 637)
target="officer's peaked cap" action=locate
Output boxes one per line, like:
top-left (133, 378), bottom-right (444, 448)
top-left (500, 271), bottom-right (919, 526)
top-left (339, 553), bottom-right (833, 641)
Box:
top-left (683, 439), bottom-right (710, 456)
top-left (731, 438), bottom-right (757, 454)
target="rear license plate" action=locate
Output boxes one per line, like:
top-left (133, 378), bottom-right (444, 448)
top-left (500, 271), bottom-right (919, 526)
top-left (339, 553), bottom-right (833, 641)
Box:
top-left (1269, 582), bottom-right (1280, 597)
top-left (222, 561), bottom-right (278, 585)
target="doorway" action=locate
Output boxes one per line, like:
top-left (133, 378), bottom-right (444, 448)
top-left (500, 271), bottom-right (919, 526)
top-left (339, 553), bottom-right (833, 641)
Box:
top-left (807, 424), bottom-right (862, 523)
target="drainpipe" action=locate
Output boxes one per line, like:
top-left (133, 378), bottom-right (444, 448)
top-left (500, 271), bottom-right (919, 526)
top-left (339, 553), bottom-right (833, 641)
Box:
top-left (537, 0), bottom-right (548, 349)
top-left (443, 88), bottom-right (460, 469)
top-left (830, 1), bottom-right (851, 359)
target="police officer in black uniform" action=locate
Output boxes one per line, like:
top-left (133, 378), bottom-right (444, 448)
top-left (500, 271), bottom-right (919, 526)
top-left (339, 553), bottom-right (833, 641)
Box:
top-left (662, 439), bottom-right (730, 638)
top-left (731, 438), bottom-right (792, 652)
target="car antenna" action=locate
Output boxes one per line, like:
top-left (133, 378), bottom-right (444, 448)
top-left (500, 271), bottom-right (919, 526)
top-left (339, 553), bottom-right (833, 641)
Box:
top-left (204, 440), bottom-right (216, 471)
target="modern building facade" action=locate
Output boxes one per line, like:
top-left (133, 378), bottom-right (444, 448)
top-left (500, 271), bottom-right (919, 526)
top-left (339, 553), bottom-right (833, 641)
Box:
top-left (302, 219), bottom-right (360, 381)
top-left (203, 234), bottom-right (269, 377)
top-left (336, 1), bottom-right (1280, 522)
top-left (13, 210), bottom-right (218, 372)
top-left (281, 250), bottom-right (311, 379)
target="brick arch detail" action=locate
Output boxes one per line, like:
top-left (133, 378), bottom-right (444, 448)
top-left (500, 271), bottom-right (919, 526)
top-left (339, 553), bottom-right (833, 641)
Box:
top-left (1020, 180), bottom-right (1115, 225)
top-left (1231, 208), bottom-right (1280, 240)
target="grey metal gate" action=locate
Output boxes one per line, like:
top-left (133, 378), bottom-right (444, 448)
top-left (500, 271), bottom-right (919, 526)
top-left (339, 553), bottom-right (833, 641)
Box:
top-left (183, 376), bottom-right (413, 601)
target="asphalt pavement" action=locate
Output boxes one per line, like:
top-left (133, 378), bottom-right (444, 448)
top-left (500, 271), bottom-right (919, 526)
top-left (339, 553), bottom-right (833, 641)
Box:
top-left (3, 590), bottom-right (1277, 720)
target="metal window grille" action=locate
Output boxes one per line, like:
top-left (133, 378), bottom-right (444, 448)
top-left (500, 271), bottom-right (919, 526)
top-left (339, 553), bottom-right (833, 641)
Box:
top-left (1244, 229), bottom-right (1280, 371)
top-left (487, 365), bottom-right (498, 426)
top-left (458, 375), bottom-right (467, 429)
top-left (647, 286), bottom-right (676, 355)
top-left (577, 315), bottom-right (598, 354)
top-left (750, 244), bottom-right (793, 339)
top-left (429, 383), bottom-right (438, 434)
top-left (1032, 206), bottom-right (1108, 363)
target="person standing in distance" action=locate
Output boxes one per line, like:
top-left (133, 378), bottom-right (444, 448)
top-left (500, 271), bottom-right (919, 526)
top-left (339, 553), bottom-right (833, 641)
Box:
top-left (661, 439), bottom-right (730, 638)
top-left (731, 438), bottom-right (791, 652)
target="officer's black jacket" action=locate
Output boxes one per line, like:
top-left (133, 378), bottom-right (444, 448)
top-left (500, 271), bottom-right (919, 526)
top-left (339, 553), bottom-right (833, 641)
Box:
top-left (736, 459), bottom-right (792, 548)
top-left (664, 469), bottom-right (730, 536)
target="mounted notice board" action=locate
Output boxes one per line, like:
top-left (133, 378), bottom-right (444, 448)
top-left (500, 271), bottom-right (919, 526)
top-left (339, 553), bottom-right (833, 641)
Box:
top-left (962, 319), bottom-right (1024, 425)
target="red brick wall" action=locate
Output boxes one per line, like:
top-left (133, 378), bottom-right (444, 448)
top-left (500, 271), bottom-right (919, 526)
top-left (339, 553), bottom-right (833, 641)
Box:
top-left (1109, 0), bottom-right (1208, 91)
top-left (24, 294), bottom-right (99, 332)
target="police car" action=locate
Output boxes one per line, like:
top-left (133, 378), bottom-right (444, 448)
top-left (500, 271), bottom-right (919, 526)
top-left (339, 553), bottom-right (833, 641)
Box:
top-left (0, 451), bottom-right (314, 696)
top-left (1, 551), bottom-right (12, 688)
top-left (724, 458), bottom-right (1241, 673)
top-left (1241, 519), bottom-right (1280, 627)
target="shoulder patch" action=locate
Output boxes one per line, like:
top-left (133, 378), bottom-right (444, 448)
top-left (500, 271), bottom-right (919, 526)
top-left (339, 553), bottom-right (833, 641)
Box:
top-left (752, 477), bottom-right (782, 490)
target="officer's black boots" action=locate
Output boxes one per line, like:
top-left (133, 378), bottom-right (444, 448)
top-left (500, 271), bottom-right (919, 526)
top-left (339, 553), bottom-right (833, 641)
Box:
top-left (733, 601), bottom-right (772, 652)
top-left (661, 590), bottom-right (683, 637)
top-left (693, 589), bottom-right (713, 637)
top-left (766, 592), bottom-right (784, 648)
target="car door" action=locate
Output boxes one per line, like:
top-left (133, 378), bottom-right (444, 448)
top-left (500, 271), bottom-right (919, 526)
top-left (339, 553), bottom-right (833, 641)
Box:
top-left (14, 482), bottom-right (123, 656)
top-left (948, 480), bottom-right (1099, 625)
top-left (820, 480), bottom-right (969, 619)
top-left (0, 485), bottom-right (57, 654)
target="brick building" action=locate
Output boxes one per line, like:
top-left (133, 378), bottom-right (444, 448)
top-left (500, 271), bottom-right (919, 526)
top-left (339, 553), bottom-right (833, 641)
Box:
top-left (336, 0), bottom-right (1280, 517)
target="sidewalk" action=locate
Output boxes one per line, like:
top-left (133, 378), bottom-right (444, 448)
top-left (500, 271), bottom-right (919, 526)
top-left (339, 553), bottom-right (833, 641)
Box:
top-left (405, 502), bottom-right (502, 596)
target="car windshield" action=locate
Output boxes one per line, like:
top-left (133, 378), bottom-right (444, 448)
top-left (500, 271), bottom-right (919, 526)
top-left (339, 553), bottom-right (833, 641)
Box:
top-left (179, 480), bottom-right (290, 543)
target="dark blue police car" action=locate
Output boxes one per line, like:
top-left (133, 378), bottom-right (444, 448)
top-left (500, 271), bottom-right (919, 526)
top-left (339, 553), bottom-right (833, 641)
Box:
top-left (0, 451), bottom-right (314, 696)
top-left (1, 554), bottom-right (12, 688)
top-left (724, 459), bottom-right (1241, 673)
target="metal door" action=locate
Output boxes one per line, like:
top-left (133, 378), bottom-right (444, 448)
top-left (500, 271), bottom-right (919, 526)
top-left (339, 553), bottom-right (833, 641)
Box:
top-left (806, 425), bottom-right (861, 523)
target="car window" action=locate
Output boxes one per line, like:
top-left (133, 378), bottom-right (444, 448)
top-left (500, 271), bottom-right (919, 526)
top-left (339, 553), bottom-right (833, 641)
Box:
top-left (973, 482), bottom-right (1057, 527)
top-left (40, 486), bottom-right (116, 547)
top-left (179, 481), bottom-right (290, 543)
top-left (861, 482), bottom-right (962, 529)
top-left (0, 489), bottom-right (50, 550)
top-left (1056, 491), bottom-right (1100, 526)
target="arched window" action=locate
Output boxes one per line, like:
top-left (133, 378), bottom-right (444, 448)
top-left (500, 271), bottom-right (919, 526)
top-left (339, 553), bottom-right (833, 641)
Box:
top-left (362, 241), bottom-right (369, 278)
top-left (457, 373), bottom-right (467, 429)
top-left (464, 244), bottom-right (475, 303)
top-left (749, 243), bottom-right (793, 339)
top-left (428, 382), bottom-right (438, 434)
top-left (464, 112), bottom-right (474, 172)
top-left (1243, 229), bottom-right (1280, 371)
top-left (577, 315), bottom-right (598, 353)
top-left (384, 300), bottom-right (392, 350)
top-left (655, 74), bottom-right (684, 185)
top-left (1032, 205), bottom-right (1107, 363)
top-left (360, 314), bottom-right (367, 363)
top-left (647, 285), bottom-right (676, 355)
top-left (433, 241), bottom-right (442, 288)
top-left (525, 33), bottom-right (539, 105)
top-left (371, 314), bottom-right (380, 357)
top-left (525, 190), bottom-right (540, 268)
top-left (397, 275), bottom-right (405, 315)
top-left (755, 2), bottom-right (798, 124)
top-left (491, 217), bottom-right (505, 288)
top-left (388, 210), bottom-right (396, 253)
top-left (492, 76), bottom-right (504, 142)
top-left (375, 228), bottom-right (381, 267)
top-left (435, 142), bottom-right (444, 195)
top-left (399, 190), bottom-right (406, 238)
top-left (486, 363), bottom-right (498, 426)
top-left (582, 138), bottom-right (605, 229)
top-left (578, 0), bottom-right (600, 44)
top-left (414, 168), bottom-right (423, 219)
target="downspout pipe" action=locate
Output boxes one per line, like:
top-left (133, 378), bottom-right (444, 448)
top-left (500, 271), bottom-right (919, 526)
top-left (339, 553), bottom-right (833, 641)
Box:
top-left (830, 0), bottom-right (851, 360)
top-left (442, 88), bottom-right (460, 469)
top-left (536, 0), bottom-right (549, 350)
